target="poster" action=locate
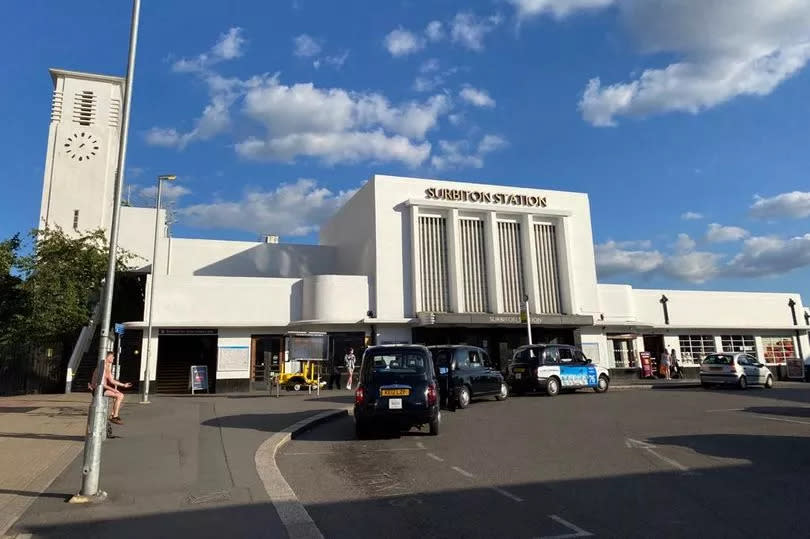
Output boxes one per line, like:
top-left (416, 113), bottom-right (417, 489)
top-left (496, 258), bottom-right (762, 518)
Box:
top-left (190, 365), bottom-right (209, 393)
top-left (786, 358), bottom-right (804, 380)
top-left (218, 346), bottom-right (250, 372)
top-left (640, 352), bottom-right (652, 378)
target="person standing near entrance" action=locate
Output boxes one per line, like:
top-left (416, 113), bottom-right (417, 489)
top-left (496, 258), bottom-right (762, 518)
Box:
top-left (670, 348), bottom-right (680, 378)
top-left (660, 348), bottom-right (671, 380)
top-left (345, 347), bottom-right (356, 390)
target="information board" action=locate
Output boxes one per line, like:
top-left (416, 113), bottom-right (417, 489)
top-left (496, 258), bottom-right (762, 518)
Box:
top-left (288, 333), bottom-right (327, 361)
top-left (786, 358), bottom-right (805, 380)
top-left (190, 365), bottom-right (209, 394)
top-left (218, 346), bottom-right (250, 372)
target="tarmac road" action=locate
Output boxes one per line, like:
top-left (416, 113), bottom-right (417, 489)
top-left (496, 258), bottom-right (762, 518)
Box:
top-left (278, 382), bottom-right (810, 538)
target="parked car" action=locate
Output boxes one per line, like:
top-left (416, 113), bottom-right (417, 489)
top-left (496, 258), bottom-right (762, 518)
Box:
top-left (428, 345), bottom-right (508, 409)
top-left (700, 353), bottom-right (774, 389)
top-left (354, 345), bottom-right (441, 438)
top-left (507, 344), bottom-right (609, 396)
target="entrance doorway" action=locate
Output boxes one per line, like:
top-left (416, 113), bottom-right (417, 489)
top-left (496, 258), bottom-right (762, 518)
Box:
top-left (251, 335), bottom-right (284, 386)
top-left (156, 332), bottom-right (218, 393)
top-left (643, 335), bottom-right (666, 374)
top-left (413, 327), bottom-right (575, 373)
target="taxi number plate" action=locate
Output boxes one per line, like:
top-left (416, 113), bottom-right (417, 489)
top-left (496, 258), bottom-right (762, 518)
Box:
top-left (515, 373), bottom-right (522, 380)
top-left (439, 367), bottom-right (449, 375)
top-left (389, 398), bottom-right (402, 409)
top-left (381, 389), bottom-right (410, 397)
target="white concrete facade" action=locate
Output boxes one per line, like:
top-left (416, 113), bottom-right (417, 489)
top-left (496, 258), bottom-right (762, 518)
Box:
top-left (39, 70), bottom-right (810, 390)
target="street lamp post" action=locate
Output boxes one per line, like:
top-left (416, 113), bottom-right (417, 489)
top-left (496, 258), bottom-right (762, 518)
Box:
top-left (72, 0), bottom-right (140, 503)
top-left (523, 294), bottom-right (532, 346)
top-left (141, 174), bottom-right (176, 404)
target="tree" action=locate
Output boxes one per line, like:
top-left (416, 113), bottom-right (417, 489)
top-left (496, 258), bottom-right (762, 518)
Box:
top-left (5, 228), bottom-right (134, 343)
top-left (0, 234), bottom-right (25, 343)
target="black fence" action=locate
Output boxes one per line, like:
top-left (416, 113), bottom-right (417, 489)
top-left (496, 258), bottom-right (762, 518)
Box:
top-left (0, 340), bottom-right (67, 396)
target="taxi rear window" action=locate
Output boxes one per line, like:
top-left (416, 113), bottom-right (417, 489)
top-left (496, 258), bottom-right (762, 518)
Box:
top-left (366, 349), bottom-right (427, 374)
top-left (703, 354), bottom-right (734, 365)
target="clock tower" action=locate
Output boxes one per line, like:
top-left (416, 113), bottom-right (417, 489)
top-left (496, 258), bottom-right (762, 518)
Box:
top-left (39, 69), bottom-right (124, 235)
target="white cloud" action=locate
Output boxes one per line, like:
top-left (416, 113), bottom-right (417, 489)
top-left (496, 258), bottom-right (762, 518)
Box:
top-left (179, 179), bottom-right (356, 237)
top-left (293, 34), bottom-right (322, 57)
top-left (614, 239), bottom-right (652, 249)
top-left (145, 127), bottom-right (183, 148)
top-left (139, 183), bottom-right (191, 203)
top-left (750, 191), bottom-right (810, 219)
top-left (431, 134), bottom-right (508, 170)
top-left (413, 61), bottom-right (460, 92)
top-left (726, 234), bottom-right (810, 278)
top-left (459, 85), bottom-right (496, 107)
top-left (576, 1), bottom-right (810, 126)
top-left (681, 211), bottom-right (704, 220)
top-left (450, 12), bottom-right (502, 51)
top-left (674, 233), bottom-right (696, 253)
top-left (595, 240), bottom-right (664, 277)
top-left (425, 21), bottom-right (444, 42)
top-left (127, 167), bottom-right (145, 179)
top-left (706, 223), bottom-right (749, 243)
top-left (172, 27), bottom-right (246, 73)
top-left (384, 28), bottom-right (424, 57)
top-left (420, 58), bottom-right (441, 73)
top-left (318, 51), bottom-right (350, 69)
top-left (508, 0), bottom-right (615, 20)
top-left (666, 251), bottom-right (722, 283)
top-left (595, 240), bottom-right (720, 283)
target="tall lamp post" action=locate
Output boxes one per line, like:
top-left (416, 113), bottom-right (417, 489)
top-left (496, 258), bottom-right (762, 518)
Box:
top-left (73, 0), bottom-right (140, 503)
top-left (523, 294), bottom-right (533, 346)
top-left (141, 174), bottom-right (176, 404)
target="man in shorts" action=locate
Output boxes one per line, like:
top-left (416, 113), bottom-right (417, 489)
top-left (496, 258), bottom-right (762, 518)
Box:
top-left (89, 351), bottom-right (132, 425)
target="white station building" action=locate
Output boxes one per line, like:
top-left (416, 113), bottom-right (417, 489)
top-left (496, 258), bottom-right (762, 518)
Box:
top-left (40, 69), bottom-right (810, 392)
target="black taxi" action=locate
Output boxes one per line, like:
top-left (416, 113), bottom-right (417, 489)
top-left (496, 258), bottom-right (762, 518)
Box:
top-left (354, 345), bottom-right (441, 438)
top-left (428, 345), bottom-right (508, 409)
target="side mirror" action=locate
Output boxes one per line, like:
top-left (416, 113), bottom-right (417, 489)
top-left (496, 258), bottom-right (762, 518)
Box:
top-left (585, 358), bottom-right (592, 364)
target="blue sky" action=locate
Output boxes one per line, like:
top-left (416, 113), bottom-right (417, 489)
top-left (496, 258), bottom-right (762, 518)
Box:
top-left (2, 0), bottom-right (810, 302)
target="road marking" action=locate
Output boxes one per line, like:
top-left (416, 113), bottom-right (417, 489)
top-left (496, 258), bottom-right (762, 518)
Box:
top-left (427, 452), bottom-right (444, 462)
top-left (451, 466), bottom-right (474, 478)
top-left (537, 515), bottom-right (594, 538)
top-left (491, 486), bottom-right (524, 502)
top-left (705, 408), bottom-right (744, 413)
top-left (416, 442), bottom-right (426, 449)
top-left (760, 416), bottom-right (810, 426)
top-left (625, 438), bottom-right (692, 473)
top-left (285, 448), bottom-right (423, 456)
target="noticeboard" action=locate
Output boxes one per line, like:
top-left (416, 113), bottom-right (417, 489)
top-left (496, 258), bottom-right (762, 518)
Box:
top-left (190, 365), bottom-right (209, 394)
top-left (218, 346), bottom-right (250, 372)
top-left (786, 358), bottom-right (804, 380)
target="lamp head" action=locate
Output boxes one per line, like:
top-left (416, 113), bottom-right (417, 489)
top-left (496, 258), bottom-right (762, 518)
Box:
top-left (158, 174), bottom-right (176, 182)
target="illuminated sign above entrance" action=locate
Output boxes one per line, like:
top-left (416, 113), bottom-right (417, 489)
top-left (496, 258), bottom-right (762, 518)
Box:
top-left (425, 187), bottom-right (548, 208)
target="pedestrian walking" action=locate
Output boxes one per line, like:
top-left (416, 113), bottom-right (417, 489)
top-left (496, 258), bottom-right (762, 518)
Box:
top-left (660, 348), bottom-right (671, 380)
top-left (345, 347), bottom-right (356, 390)
top-left (670, 348), bottom-right (680, 378)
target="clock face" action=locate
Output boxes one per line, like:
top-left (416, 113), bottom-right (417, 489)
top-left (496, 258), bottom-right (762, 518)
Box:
top-left (63, 131), bottom-right (100, 162)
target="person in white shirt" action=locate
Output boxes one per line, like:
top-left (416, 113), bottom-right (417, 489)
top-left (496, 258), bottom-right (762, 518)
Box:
top-left (345, 347), bottom-right (356, 390)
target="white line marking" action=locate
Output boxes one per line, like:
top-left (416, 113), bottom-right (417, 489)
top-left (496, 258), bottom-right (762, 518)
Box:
top-left (626, 438), bottom-right (691, 473)
top-left (451, 466), bottom-right (474, 478)
top-left (285, 448), bottom-right (422, 456)
top-left (706, 408), bottom-right (744, 413)
top-left (427, 452), bottom-right (444, 462)
top-left (255, 407), bottom-right (351, 539)
top-left (537, 515), bottom-right (594, 538)
top-left (491, 487), bottom-right (524, 502)
top-left (760, 416), bottom-right (810, 426)
top-left (416, 441), bottom-right (426, 449)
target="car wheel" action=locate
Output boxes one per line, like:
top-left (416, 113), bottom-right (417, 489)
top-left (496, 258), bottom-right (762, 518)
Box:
top-left (292, 382), bottom-right (303, 392)
top-left (594, 375), bottom-right (609, 393)
top-left (765, 375), bottom-right (774, 389)
top-left (457, 386), bottom-right (471, 409)
top-left (495, 382), bottom-right (509, 401)
top-left (738, 376), bottom-right (748, 390)
top-left (546, 377), bottom-right (560, 397)
top-left (429, 412), bottom-right (440, 436)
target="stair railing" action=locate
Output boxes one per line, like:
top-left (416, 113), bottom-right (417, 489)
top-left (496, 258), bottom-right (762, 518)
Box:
top-left (64, 299), bottom-right (103, 393)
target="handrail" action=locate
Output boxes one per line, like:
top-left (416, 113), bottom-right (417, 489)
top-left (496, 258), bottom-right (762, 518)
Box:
top-left (64, 299), bottom-right (102, 393)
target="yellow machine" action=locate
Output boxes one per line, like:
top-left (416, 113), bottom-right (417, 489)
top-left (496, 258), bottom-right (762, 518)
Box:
top-left (279, 332), bottom-right (328, 391)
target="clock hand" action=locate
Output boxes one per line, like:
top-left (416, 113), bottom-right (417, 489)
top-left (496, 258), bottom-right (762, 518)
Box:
top-left (79, 143), bottom-right (85, 148)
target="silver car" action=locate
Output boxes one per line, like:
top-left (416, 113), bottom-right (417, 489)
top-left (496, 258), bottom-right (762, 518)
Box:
top-left (700, 352), bottom-right (774, 389)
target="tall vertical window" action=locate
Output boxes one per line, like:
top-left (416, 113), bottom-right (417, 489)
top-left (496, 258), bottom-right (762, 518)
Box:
top-left (721, 335), bottom-right (756, 354)
top-left (678, 335), bottom-right (716, 363)
top-left (533, 223), bottom-right (561, 314)
top-left (761, 337), bottom-right (796, 364)
top-left (419, 215), bottom-right (449, 312)
top-left (459, 218), bottom-right (489, 312)
top-left (497, 221), bottom-right (524, 313)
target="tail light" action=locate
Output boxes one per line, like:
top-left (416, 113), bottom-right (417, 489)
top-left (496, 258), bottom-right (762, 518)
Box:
top-left (427, 383), bottom-right (437, 406)
top-left (355, 386), bottom-right (365, 405)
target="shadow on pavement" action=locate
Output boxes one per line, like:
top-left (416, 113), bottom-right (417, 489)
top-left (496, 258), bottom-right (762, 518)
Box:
top-left (743, 406), bottom-right (810, 419)
top-left (0, 432), bottom-right (85, 441)
top-left (201, 410), bottom-right (336, 433)
top-left (14, 433), bottom-right (810, 538)
top-left (0, 489), bottom-right (72, 500)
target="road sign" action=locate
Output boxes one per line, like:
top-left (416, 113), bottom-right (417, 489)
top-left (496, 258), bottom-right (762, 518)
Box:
top-left (114, 323), bottom-right (125, 335)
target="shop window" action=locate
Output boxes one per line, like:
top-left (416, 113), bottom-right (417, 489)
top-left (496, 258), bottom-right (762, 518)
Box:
top-left (678, 335), bottom-right (716, 364)
top-left (761, 336), bottom-right (795, 364)
top-left (721, 335), bottom-right (756, 354)
top-left (609, 338), bottom-right (635, 368)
